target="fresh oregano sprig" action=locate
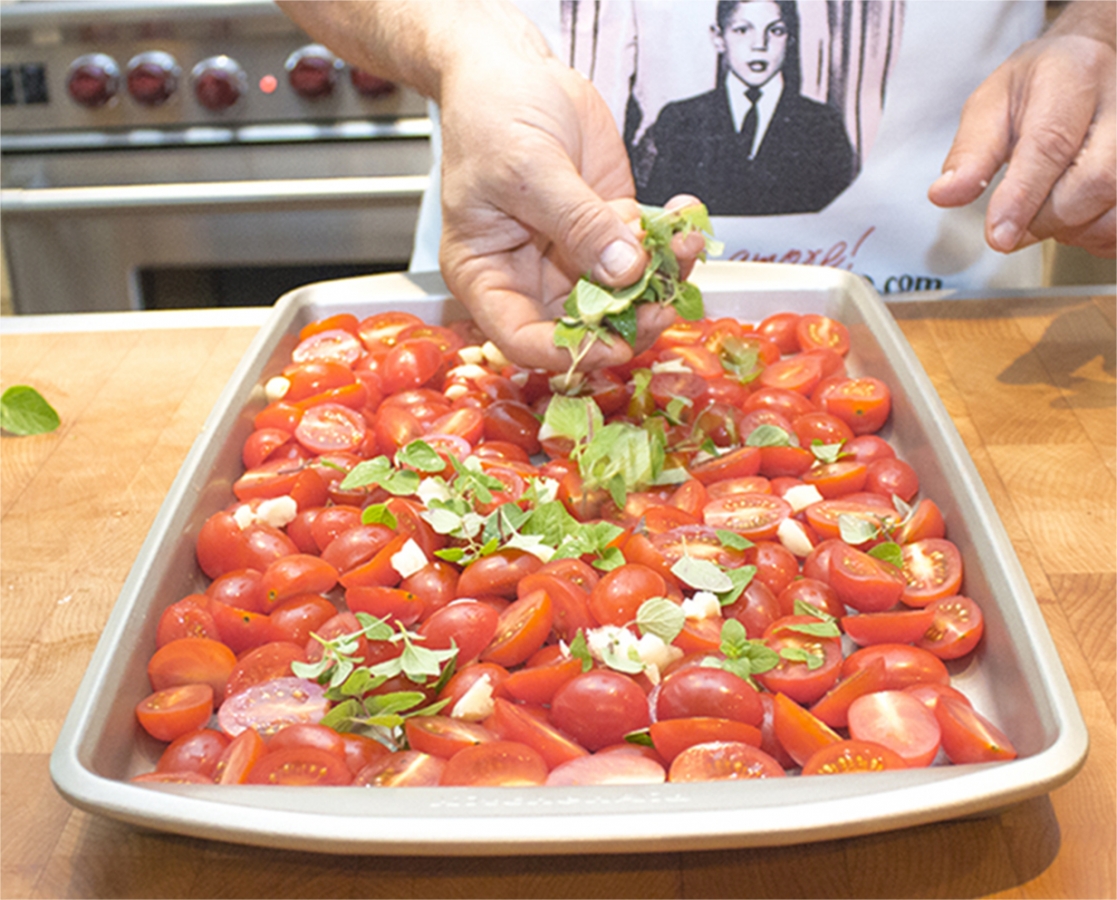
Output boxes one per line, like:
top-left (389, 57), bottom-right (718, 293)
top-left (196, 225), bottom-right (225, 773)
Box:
top-left (553, 203), bottom-right (722, 391)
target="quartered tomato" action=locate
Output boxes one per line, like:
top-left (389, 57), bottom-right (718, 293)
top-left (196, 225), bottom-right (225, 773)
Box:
top-left (819, 377), bottom-right (892, 434)
top-left (934, 696), bottom-right (1018, 764)
top-left (847, 689), bottom-right (942, 768)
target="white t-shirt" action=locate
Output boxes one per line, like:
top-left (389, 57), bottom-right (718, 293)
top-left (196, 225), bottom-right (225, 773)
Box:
top-left (411, 0), bottom-right (1046, 295)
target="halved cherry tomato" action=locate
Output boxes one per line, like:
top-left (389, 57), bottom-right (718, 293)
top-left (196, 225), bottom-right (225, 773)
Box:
top-left (213, 727), bottom-right (267, 784)
top-left (156, 595), bottom-right (221, 647)
top-left (841, 606), bottom-right (936, 646)
top-left (215, 676), bottom-right (329, 739)
top-left (650, 716), bottom-right (762, 763)
top-left (820, 377), bottom-right (892, 434)
top-left (440, 740), bottom-right (549, 786)
top-left (225, 641), bottom-right (307, 699)
top-left (291, 328), bottom-right (364, 367)
top-left (827, 542), bottom-right (906, 613)
top-left (934, 696), bottom-right (1018, 764)
top-left (847, 689), bottom-right (942, 768)
top-left (901, 539), bottom-right (964, 607)
top-left (135, 683), bottom-right (214, 742)
top-left (545, 753), bottom-right (666, 786)
top-left (801, 738), bottom-right (907, 775)
top-left (702, 493), bottom-right (790, 541)
top-left (156, 728), bottom-right (230, 778)
top-left (483, 696), bottom-right (589, 769)
top-left (917, 594), bottom-right (984, 659)
top-left (756, 616), bottom-right (842, 705)
top-left (355, 750), bottom-right (446, 786)
top-left (404, 715), bottom-right (497, 758)
top-left (357, 311), bottom-right (425, 352)
top-left (248, 746), bottom-right (354, 786)
top-left (148, 637), bottom-right (237, 704)
top-left (668, 741), bottom-right (786, 781)
top-left (841, 643), bottom-right (950, 690)
top-left (294, 403), bottom-right (368, 455)
top-left (796, 314), bottom-right (850, 355)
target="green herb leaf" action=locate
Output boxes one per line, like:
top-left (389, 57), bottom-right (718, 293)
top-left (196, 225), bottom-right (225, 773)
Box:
top-left (867, 540), bottom-right (904, 571)
top-left (395, 440), bottom-right (446, 473)
top-left (670, 555), bottom-right (733, 593)
top-left (0, 385), bottom-right (60, 435)
top-left (838, 514), bottom-right (881, 545)
top-left (715, 529), bottom-right (754, 551)
top-left (361, 503), bottom-right (399, 529)
top-left (567, 630), bottom-right (594, 672)
top-left (745, 424), bottom-right (794, 448)
top-left (605, 304), bottom-right (639, 347)
top-left (635, 596), bottom-right (686, 644)
top-left (624, 729), bottom-right (655, 747)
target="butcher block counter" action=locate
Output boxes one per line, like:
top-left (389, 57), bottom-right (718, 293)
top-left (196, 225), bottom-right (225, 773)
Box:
top-left (1, 288), bottom-right (1114, 899)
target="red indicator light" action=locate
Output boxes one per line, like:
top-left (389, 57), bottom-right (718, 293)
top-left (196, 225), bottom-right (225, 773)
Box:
top-left (258, 74), bottom-right (278, 94)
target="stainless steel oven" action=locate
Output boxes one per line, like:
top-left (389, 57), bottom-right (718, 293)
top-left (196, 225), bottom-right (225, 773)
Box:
top-left (0, 0), bottom-right (432, 314)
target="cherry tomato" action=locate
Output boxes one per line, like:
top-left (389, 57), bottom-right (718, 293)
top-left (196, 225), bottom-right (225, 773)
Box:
top-left (457, 549), bottom-right (544, 600)
top-left (689, 446), bottom-right (762, 485)
top-left (355, 750), bottom-right (446, 786)
top-left (148, 637), bottom-right (237, 704)
top-left (156, 596), bottom-right (221, 647)
top-left (213, 728), bottom-right (267, 784)
top-left (795, 314), bottom-right (850, 355)
top-left (551, 670), bottom-right (651, 751)
top-left (260, 554), bottom-right (339, 611)
top-left (441, 741), bottom-right (549, 786)
top-left (650, 716), bottom-right (762, 763)
top-left (917, 594), bottom-right (984, 659)
top-left (756, 616), bottom-right (843, 705)
top-left (820, 377), bottom-right (892, 434)
top-left (357, 311), bottom-right (424, 352)
top-left (702, 493), bottom-right (791, 541)
top-left (265, 593), bottom-right (337, 645)
top-left (156, 728), bottom-right (230, 778)
top-left (801, 738), bottom-right (907, 775)
top-left (587, 564), bottom-right (667, 627)
top-left (864, 457), bottom-right (920, 502)
top-left (403, 716), bottom-right (497, 759)
top-left (901, 539), bottom-right (964, 607)
top-left (656, 665), bottom-right (763, 726)
top-left (482, 588), bottom-right (554, 668)
top-left (841, 606), bottom-right (936, 646)
top-left (847, 689), bottom-right (942, 768)
top-left (381, 338), bottom-right (444, 394)
top-left (668, 741), bottom-right (786, 781)
top-left (418, 599), bottom-right (500, 664)
top-left (934, 696), bottom-right (1018, 764)
top-left (225, 641), bottom-right (308, 699)
top-left (841, 643), bottom-right (950, 690)
top-left (827, 542), bottom-right (906, 613)
top-left (291, 328), bottom-right (364, 367)
top-left (215, 676), bottom-right (330, 739)
top-left (483, 696), bottom-right (590, 768)
top-left (135, 683), bottom-right (214, 742)
top-left (545, 753), bottom-right (666, 786)
top-left (247, 746), bottom-right (354, 786)
top-left (770, 691), bottom-right (843, 767)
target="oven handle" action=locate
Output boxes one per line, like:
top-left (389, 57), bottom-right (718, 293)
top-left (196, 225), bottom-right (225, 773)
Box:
top-left (0, 175), bottom-right (430, 215)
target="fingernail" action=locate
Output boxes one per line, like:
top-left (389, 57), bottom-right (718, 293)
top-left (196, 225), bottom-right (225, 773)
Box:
top-left (931, 169), bottom-right (955, 190)
top-left (991, 220), bottom-right (1020, 250)
top-left (600, 240), bottom-right (641, 279)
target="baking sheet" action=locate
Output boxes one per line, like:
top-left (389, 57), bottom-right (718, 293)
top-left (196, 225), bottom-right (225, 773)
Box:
top-left (50, 262), bottom-right (1088, 855)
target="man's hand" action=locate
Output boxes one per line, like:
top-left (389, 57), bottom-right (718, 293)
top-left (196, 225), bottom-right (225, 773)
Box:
top-left (278, 0), bottom-right (704, 370)
top-left (928, 1), bottom-right (1115, 258)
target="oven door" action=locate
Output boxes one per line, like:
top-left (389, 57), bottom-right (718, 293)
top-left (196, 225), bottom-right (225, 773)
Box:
top-left (0, 137), bottom-right (431, 314)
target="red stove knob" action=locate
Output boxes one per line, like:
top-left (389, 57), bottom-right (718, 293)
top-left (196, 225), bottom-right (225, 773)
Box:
top-left (350, 69), bottom-right (398, 99)
top-left (126, 51), bottom-right (180, 106)
top-left (66, 53), bottom-right (120, 108)
top-left (285, 44), bottom-right (342, 99)
top-left (191, 56), bottom-right (247, 111)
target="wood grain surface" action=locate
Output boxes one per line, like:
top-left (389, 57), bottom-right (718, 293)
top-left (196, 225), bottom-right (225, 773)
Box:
top-left (1, 292), bottom-right (1113, 899)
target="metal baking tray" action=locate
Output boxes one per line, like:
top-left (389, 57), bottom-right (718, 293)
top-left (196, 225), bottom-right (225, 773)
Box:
top-left (50, 262), bottom-right (1089, 855)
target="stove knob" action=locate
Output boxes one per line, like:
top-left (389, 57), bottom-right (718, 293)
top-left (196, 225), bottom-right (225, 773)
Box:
top-left (126, 51), bottom-right (180, 106)
top-left (191, 56), bottom-right (247, 111)
top-left (285, 44), bottom-right (342, 99)
top-left (350, 69), bottom-right (398, 99)
top-left (66, 53), bottom-right (120, 108)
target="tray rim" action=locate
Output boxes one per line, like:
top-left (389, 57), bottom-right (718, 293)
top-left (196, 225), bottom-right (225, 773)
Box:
top-left (49, 261), bottom-right (1090, 856)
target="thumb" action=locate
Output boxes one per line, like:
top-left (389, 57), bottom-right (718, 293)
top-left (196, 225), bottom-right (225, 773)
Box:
top-left (928, 75), bottom-right (1013, 209)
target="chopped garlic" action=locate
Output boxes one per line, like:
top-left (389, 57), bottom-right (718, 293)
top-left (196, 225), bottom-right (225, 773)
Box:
top-left (256, 495), bottom-right (298, 529)
top-left (231, 504), bottom-right (256, 530)
top-left (443, 383), bottom-right (469, 400)
top-left (446, 363), bottom-right (490, 383)
top-left (481, 340), bottom-right (510, 369)
top-left (635, 633), bottom-right (684, 672)
top-left (390, 538), bottom-right (428, 579)
top-left (508, 370), bottom-right (529, 387)
top-left (451, 674), bottom-right (494, 721)
top-left (650, 358), bottom-right (693, 374)
top-left (416, 477), bottom-right (453, 506)
top-left (457, 345), bottom-right (486, 365)
top-left (782, 484), bottom-right (825, 513)
top-left (264, 375), bottom-right (290, 402)
top-left (778, 517), bottom-right (816, 557)
top-left (682, 591), bottom-right (723, 620)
